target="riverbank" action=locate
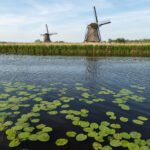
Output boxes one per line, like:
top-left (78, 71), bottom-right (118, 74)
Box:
top-left (0, 43), bottom-right (150, 57)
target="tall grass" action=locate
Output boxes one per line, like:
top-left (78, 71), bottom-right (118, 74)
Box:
top-left (0, 45), bottom-right (150, 57)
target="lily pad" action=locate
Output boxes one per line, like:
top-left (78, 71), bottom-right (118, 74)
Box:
top-left (92, 142), bottom-right (102, 150)
top-left (110, 139), bottom-right (121, 147)
top-left (120, 117), bottom-right (128, 122)
top-left (66, 131), bottom-right (77, 137)
top-left (55, 138), bottom-right (68, 146)
top-left (37, 133), bottom-right (50, 142)
top-left (137, 116), bottom-right (148, 121)
top-left (28, 134), bottom-right (38, 141)
top-left (76, 134), bottom-right (87, 141)
top-left (36, 124), bottom-right (46, 129)
top-left (42, 127), bottom-right (53, 132)
top-left (9, 139), bottom-right (20, 147)
top-left (130, 131), bottom-right (141, 139)
top-left (132, 119), bottom-right (144, 125)
top-left (128, 143), bottom-right (139, 150)
top-left (31, 119), bottom-right (40, 123)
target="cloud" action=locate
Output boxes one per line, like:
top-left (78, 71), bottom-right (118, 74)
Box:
top-left (0, 0), bottom-right (149, 42)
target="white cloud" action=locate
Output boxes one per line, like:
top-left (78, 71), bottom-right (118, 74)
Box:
top-left (0, 0), bottom-right (149, 42)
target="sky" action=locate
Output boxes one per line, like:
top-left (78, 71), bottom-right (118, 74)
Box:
top-left (0, 0), bottom-right (150, 43)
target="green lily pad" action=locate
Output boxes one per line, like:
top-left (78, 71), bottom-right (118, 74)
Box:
top-left (79, 121), bottom-right (90, 128)
top-left (137, 116), bottom-right (148, 121)
top-left (120, 117), bottom-right (128, 122)
top-left (146, 139), bottom-right (150, 146)
top-left (110, 139), bottom-right (121, 147)
top-left (119, 104), bottom-right (130, 110)
top-left (28, 134), bottom-right (38, 141)
top-left (37, 133), bottom-right (50, 142)
top-left (132, 119), bottom-right (144, 125)
top-left (106, 112), bottom-right (115, 116)
top-left (130, 131), bottom-right (141, 139)
top-left (9, 139), bottom-right (20, 147)
top-left (18, 132), bottom-right (30, 140)
top-left (55, 138), bottom-right (68, 146)
top-left (36, 124), bottom-right (46, 129)
top-left (92, 142), bottom-right (102, 150)
top-left (121, 140), bottom-right (130, 147)
top-left (76, 134), bottom-right (87, 141)
top-left (128, 143), bottom-right (139, 150)
top-left (48, 111), bottom-right (58, 115)
top-left (101, 121), bottom-right (110, 126)
top-left (110, 124), bottom-right (121, 129)
top-left (42, 127), bottom-right (53, 132)
top-left (140, 146), bottom-right (149, 150)
top-left (24, 127), bottom-right (35, 132)
top-left (120, 132), bottom-right (131, 139)
top-left (66, 131), bottom-right (77, 137)
top-left (31, 119), bottom-right (40, 123)
top-left (90, 123), bottom-right (99, 129)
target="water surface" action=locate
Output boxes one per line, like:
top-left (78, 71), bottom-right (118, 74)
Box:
top-left (0, 55), bottom-right (150, 150)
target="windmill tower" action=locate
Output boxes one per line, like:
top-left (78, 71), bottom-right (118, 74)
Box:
top-left (84, 6), bottom-right (111, 42)
top-left (41, 24), bottom-right (57, 43)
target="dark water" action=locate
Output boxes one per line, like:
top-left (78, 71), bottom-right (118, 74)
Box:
top-left (0, 55), bottom-right (150, 150)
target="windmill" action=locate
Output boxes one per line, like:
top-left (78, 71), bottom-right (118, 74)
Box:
top-left (84, 6), bottom-right (111, 42)
top-left (41, 24), bottom-right (57, 42)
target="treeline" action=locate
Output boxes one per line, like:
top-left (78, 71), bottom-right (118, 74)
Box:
top-left (0, 45), bottom-right (150, 57)
top-left (108, 38), bottom-right (150, 43)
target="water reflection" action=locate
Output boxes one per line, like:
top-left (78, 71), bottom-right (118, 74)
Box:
top-left (85, 57), bottom-right (99, 81)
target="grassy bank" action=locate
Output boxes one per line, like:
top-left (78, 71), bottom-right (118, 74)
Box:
top-left (0, 44), bottom-right (150, 57)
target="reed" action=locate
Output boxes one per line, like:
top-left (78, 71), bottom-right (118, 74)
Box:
top-left (0, 44), bottom-right (150, 57)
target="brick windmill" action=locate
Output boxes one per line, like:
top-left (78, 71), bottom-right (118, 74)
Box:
top-left (84, 6), bottom-right (111, 42)
top-left (41, 24), bottom-right (57, 42)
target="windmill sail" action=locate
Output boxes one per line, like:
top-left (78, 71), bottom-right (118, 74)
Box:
top-left (46, 24), bottom-right (49, 34)
top-left (93, 6), bottom-right (101, 41)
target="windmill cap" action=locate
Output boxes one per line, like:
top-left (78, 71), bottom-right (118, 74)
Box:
top-left (88, 23), bottom-right (98, 28)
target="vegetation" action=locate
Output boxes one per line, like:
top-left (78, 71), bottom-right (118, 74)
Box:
top-left (0, 44), bottom-right (150, 57)
top-left (108, 38), bottom-right (150, 43)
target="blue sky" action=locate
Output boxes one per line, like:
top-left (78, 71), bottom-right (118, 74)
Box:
top-left (0, 0), bottom-right (150, 42)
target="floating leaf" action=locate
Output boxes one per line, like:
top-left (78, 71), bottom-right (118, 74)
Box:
top-left (38, 133), bottom-right (50, 142)
top-left (110, 124), bottom-right (121, 129)
top-left (92, 142), bottom-right (102, 150)
top-left (42, 127), bottom-right (53, 132)
top-left (128, 143), bottom-right (139, 150)
top-left (106, 112), bottom-right (115, 116)
top-left (132, 119), bottom-right (144, 125)
top-left (79, 121), bottom-right (90, 128)
top-left (90, 123), bottom-right (99, 129)
top-left (9, 139), bottom-right (20, 147)
top-left (48, 111), bottom-right (58, 115)
top-left (18, 132), bottom-right (30, 140)
top-left (130, 131), bottom-right (141, 139)
top-left (31, 119), bottom-right (40, 123)
top-left (102, 146), bottom-right (113, 150)
top-left (120, 117), bottom-right (128, 122)
top-left (120, 132), bottom-right (130, 139)
top-left (36, 124), bottom-right (46, 129)
top-left (110, 139), bottom-right (121, 147)
top-left (28, 134), bottom-right (38, 141)
top-left (24, 127), bottom-right (34, 132)
top-left (137, 116), bottom-right (148, 121)
top-left (76, 134), bottom-right (87, 141)
top-left (55, 138), bottom-right (68, 146)
top-left (66, 131), bottom-right (77, 137)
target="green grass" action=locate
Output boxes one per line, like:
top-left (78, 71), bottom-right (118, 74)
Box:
top-left (0, 45), bottom-right (150, 57)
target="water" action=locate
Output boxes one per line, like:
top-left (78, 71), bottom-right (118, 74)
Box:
top-left (0, 55), bottom-right (150, 150)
